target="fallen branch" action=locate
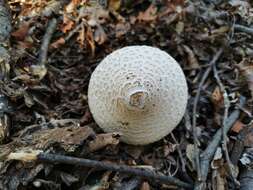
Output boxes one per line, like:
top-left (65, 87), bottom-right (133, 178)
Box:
top-left (38, 18), bottom-right (57, 66)
top-left (8, 151), bottom-right (193, 189)
top-left (192, 48), bottom-right (224, 180)
top-left (194, 96), bottom-right (246, 190)
top-left (213, 58), bottom-right (240, 186)
top-left (234, 24), bottom-right (253, 36)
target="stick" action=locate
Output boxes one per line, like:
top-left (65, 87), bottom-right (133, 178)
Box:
top-left (194, 96), bottom-right (246, 190)
top-left (213, 61), bottom-right (240, 186)
top-left (234, 24), bottom-right (253, 36)
top-left (38, 18), bottom-right (57, 66)
top-left (192, 48), bottom-right (223, 180)
top-left (8, 151), bottom-right (193, 189)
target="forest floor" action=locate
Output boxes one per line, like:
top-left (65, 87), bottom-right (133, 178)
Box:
top-left (1, 0), bottom-right (253, 189)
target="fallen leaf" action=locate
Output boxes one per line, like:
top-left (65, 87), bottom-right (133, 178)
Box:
top-left (140, 181), bottom-right (150, 190)
top-left (186, 144), bottom-right (195, 171)
top-left (212, 169), bottom-right (226, 190)
top-left (77, 24), bottom-right (85, 48)
top-left (17, 40), bottom-right (34, 49)
top-left (29, 65), bottom-right (47, 80)
top-left (80, 109), bottom-right (92, 125)
top-left (27, 124), bottom-right (94, 151)
top-left (108, 0), bottom-right (121, 11)
top-left (50, 37), bottom-right (65, 48)
top-left (182, 45), bottom-right (199, 69)
top-left (24, 92), bottom-right (34, 108)
top-left (211, 86), bottom-right (224, 109)
top-left (86, 26), bottom-right (96, 56)
top-left (231, 121), bottom-right (245, 133)
top-left (94, 25), bottom-right (107, 45)
top-left (88, 132), bottom-right (121, 152)
top-left (115, 22), bottom-right (130, 38)
top-left (61, 16), bottom-right (75, 33)
top-left (211, 147), bottom-right (223, 169)
top-left (137, 4), bottom-right (157, 22)
top-left (11, 21), bottom-right (32, 41)
top-left (163, 142), bottom-right (176, 157)
top-left (60, 172), bottom-right (79, 186)
top-left (65, 0), bottom-right (81, 14)
top-left (175, 21), bottom-right (184, 34)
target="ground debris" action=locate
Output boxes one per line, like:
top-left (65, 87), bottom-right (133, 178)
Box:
top-left (1, 0), bottom-right (253, 189)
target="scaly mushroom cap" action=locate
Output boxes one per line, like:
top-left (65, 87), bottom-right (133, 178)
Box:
top-left (88, 46), bottom-right (188, 145)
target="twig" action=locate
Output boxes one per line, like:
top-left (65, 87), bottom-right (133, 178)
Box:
top-left (38, 18), bottom-right (57, 66)
top-left (65, 22), bottom-right (83, 41)
top-left (234, 24), bottom-right (253, 36)
top-left (7, 151), bottom-right (193, 189)
top-left (213, 61), bottom-right (240, 186)
top-left (171, 133), bottom-right (186, 172)
top-left (194, 96), bottom-right (246, 190)
top-left (192, 48), bottom-right (223, 180)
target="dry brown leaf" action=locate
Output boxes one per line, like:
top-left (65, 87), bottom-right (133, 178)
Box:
top-left (86, 26), bottom-right (96, 56)
top-left (77, 25), bottom-right (85, 48)
top-left (176, 21), bottom-right (184, 34)
top-left (140, 181), bottom-right (150, 190)
top-left (61, 16), bottom-right (75, 33)
top-left (212, 86), bottom-right (224, 109)
top-left (108, 0), bottom-right (121, 11)
top-left (19, 0), bottom-right (48, 17)
top-left (29, 65), bottom-right (47, 80)
top-left (17, 40), bottom-right (34, 49)
top-left (137, 4), bottom-right (157, 22)
top-left (29, 125), bottom-right (94, 151)
top-left (50, 37), bottom-right (65, 48)
top-left (211, 26), bottom-right (230, 35)
top-left (65, 0), bottom-right (81, 14)
top-left (183, 45), bottom-right (199, 69)
top-left (79, 6), bottom-right (109, 25)
top-left (94, 25), bottom-right (107, 45)
top-left (212, 169), bottom-right (226, 190)
top-left (11, 21), bottom-right (33, 41)
top-left (231, 121), bottom-right (245, 133)
top-left (80, 109), bottom-right (92, 125)
top-left (115, 22), bottom-right (130, 38)
top-left (88, 132), bottom-right (121, 152)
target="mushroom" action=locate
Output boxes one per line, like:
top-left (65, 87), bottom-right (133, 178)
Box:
top-left (88, 46), bottom-right (188, 145)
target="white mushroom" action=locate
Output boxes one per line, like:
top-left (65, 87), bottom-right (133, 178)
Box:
top-left (88, 45), bottom-right (188, 145)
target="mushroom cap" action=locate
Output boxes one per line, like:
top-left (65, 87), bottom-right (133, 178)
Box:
top-left (88, 46), bottom-right (188, 145)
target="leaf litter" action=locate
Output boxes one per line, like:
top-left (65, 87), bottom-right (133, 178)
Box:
top-left (1, 0), bottom-right (253, 189)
